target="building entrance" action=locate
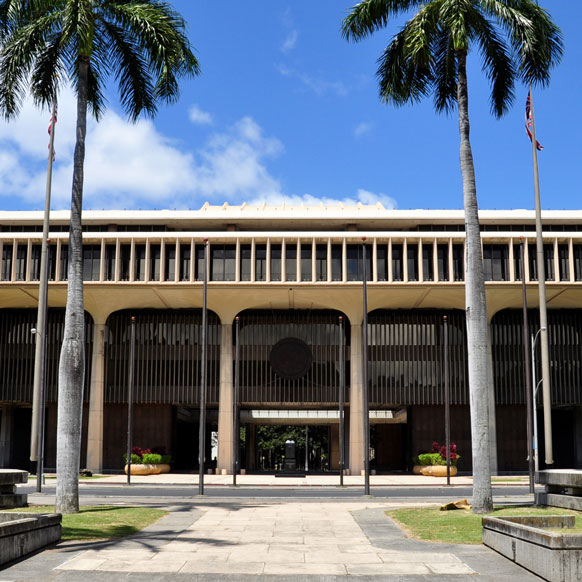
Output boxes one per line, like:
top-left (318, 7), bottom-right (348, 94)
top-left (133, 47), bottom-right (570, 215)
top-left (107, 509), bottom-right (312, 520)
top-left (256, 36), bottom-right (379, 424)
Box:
top-left (253, 425), bottom-right (331, 473)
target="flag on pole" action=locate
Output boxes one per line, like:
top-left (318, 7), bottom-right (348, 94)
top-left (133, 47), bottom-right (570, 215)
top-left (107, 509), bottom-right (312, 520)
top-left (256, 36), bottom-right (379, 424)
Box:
top-left (525, 91), bottom-right (543, 151)
top-left (48, 105), bottom-right (58, 161)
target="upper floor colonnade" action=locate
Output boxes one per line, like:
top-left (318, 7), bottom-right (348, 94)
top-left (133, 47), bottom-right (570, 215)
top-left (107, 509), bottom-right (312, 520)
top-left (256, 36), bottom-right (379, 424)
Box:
top-left (2, 232), bottom-right (582, 325)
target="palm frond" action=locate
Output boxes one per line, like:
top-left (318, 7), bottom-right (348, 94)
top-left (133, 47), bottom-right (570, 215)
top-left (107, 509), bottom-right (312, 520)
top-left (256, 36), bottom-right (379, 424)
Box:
top-left (104, 1), bottom-right (200, 76)
top-left (100, 18), bottom-right (156, 120)
top-left (86, 58), bottom-right (107, 119)
top-left (29, 31), bottom-right (65, 108)
top-left (432, 27), bottom-right (457, 114)
top-left (481, 0), bottom-right (563, 86)
top-left (470, 8), bottom-right (515, 118)
top-left (342, 0), bottom-right (425, 41)
top-left (0, 10), bottom-right (62, 117)
top-left (377, 27), bottom-right (432, 106)
top-left (376, 3), bottom-right (441, 106)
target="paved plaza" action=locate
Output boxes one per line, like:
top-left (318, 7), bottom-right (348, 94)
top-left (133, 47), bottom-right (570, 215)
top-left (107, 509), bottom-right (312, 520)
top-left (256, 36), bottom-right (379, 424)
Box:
top-left (0, 474), bottom-right (539, 582)
top-left (1, 474), bottom-right (542, 581)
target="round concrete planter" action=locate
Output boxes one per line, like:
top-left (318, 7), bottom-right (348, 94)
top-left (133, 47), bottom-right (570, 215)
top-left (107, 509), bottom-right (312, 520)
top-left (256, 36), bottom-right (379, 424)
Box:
top-left (124, 463), bottom-right (171, 475)
top-left (419, 465), bottom-right (457, 477)
top-left (124, 464), bottom-right (151, 476)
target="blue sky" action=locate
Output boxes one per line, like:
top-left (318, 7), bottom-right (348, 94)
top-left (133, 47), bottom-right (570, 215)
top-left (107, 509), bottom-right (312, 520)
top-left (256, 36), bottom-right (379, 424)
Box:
top-left (0, 1), bottom-right (579, 212)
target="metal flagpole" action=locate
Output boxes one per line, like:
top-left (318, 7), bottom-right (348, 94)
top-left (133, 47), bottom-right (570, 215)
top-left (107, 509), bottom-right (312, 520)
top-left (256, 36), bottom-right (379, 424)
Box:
top-left (31, 101), bottom-right (57, 491)
top-left (362, 239), bottom-right (370, 495)
top-left (233, 316), bottom-right (240, 486)
top-left (520, 238), bottom-right (535, 492)
top-left (198, 240), bottom-right (209, 495)
top-left (339, 315), bottom-right (345, 487)
top-left (528, 86), bottom-right (553, 465)
top-left (126, 316), bottom-right (136, 486)
top-left (444, 316), bottom-right (451, 486)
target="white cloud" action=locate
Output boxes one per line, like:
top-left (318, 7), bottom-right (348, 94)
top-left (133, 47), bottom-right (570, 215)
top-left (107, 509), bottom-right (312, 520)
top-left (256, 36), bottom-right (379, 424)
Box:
top-left (0, 90), bottom-right (285, 209)
top-left (188, 104), bottom-right (213, 125)
top-left (354, 122), bottom-right (373, 138)
top-left (0, 91), bottom-right (396, 211)
top-left (246, 188), bottom-right (397, 210)
top-left (276, 64), bottom-right (348, 97)
top-left (281, 30), bottom-right (298, 53)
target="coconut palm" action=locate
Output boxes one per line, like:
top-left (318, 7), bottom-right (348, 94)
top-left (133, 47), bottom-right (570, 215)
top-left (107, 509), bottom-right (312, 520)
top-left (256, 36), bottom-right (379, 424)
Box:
top-left (343, 0), bottom-right (562, 513)
top-left (0, 0), bottom-right (199, 513)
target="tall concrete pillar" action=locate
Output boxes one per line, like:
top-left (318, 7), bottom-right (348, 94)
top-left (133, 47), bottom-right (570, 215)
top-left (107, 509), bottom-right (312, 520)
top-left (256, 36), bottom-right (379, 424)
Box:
top-left (86, 323), bottom-right (106, 472)
top-left (349, 324), bottom-right (365, 474)
top-left (487, 324), bottom-right (498, 476)
top-left (217, 323), bottom-right (234, 473)
top-left (0, 406), bottom-right (13, 468)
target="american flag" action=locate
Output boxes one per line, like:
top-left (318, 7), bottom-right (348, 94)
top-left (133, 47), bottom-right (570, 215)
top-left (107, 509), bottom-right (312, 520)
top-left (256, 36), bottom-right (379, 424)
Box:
top-left (525, 91), bottom-right (543, 151)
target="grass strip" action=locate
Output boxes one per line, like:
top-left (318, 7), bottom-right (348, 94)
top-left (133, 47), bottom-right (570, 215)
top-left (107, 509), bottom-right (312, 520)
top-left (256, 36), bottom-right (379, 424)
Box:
top-left (7, 505), bottom-right (167, 541)
top-left (387, 505), bottom-right (582, 545)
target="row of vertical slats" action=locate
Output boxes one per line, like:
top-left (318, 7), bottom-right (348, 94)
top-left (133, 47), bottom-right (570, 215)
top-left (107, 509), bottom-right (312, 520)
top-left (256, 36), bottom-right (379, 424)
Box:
top-left (368, 310), bottom-right (468, 405)
top-left (104, 309), bottom-right (220, 404)
top-left (238, 310), bottom-right (348, 405)
top-left (0, 309), bottom-right (93, 403)
top-left (491, 309), bottom-right (582, 405)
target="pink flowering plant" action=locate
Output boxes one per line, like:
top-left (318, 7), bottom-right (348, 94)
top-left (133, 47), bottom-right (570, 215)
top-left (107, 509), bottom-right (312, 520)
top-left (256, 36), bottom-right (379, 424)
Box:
top-left (413, 441), bottom-right (460, 467)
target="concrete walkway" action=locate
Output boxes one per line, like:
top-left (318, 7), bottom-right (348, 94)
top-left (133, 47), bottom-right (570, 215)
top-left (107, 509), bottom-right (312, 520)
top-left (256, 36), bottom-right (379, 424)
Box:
top-left (1, 499), bottom-right (541, 581)
top-left (81, 472), bottom-right (528, 488)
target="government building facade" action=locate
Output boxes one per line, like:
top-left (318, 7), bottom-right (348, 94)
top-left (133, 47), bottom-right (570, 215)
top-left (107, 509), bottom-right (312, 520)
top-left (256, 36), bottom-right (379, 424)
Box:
top-left (0, 204), bottom-right (581, 475)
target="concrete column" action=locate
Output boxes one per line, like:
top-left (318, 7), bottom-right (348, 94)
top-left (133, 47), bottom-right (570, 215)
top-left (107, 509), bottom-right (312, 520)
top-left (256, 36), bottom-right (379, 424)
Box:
top-left (86, 323), bottom-right (106, 472)
top-left (217, 323), bottom-right (234, 473)
top-left (0, 406), bottom-right (13, 468)
top-left (487, 324), bottom-right (499, 476)
top-left (349, 324), bottom-right (365, 474)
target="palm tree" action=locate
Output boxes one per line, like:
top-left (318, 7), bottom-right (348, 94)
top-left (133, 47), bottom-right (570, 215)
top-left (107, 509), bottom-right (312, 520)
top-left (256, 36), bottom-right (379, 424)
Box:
top-left (0, 0), bottom-right (199, 513)
top-left (343, 0), bottom-right (562, 513)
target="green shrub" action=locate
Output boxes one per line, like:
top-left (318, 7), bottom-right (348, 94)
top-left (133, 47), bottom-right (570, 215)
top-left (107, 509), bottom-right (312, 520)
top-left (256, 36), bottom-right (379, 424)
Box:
top-left (141, 453), bottom-right (162, 464)
top-left (417, 453), bottom-right (445, 466)
top-left (160, 455), bottom-right (172, 464)
top-left (412, 452), bottom-right (459, 466)
top-left (123, 453), bottom-right (143, 464)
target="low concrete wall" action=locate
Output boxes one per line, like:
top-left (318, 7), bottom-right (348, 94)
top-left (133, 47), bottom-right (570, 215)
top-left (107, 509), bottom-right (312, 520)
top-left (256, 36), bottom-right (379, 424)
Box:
top-left (0, 469), bottom-right (28, 508)
top-left (536, 470), bottom-right (582, 511)
top-left (0, 512), bottom-right (62, 566)
top-left (483, 515), bottom-right (582, 582)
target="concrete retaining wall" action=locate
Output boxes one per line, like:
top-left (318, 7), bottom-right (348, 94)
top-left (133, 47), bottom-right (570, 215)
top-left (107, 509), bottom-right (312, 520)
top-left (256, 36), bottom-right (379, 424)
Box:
top-left (0, 513), bottom-right (62, 566)
top-left (482, 515), bottom-right (582, 582)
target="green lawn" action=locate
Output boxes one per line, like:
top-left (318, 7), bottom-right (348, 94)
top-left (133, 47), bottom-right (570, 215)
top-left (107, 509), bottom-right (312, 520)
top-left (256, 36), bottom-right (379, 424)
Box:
top-left (387, 505), bottom-right (582, 545)
top-left (8, 505), bottom-right (166, 541)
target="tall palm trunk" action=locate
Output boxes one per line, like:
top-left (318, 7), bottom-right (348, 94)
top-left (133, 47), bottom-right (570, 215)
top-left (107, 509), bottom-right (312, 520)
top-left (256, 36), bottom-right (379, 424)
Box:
top-left (456, 50), bottom-right (493, 514)
top-left (55, 57), bottom-right (89, 514)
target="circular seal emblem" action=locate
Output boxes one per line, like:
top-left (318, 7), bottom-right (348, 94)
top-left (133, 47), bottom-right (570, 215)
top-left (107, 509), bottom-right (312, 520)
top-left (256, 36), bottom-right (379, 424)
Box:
top-left (269, 337), bottom-right (313, 380)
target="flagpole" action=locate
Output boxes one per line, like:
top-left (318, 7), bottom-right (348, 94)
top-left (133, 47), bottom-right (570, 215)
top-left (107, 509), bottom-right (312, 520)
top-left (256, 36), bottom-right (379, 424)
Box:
top-left (520, 238), bottom-right (535, 493)
top-left (528, 86), bottom-right (553, 466)
top-left (31, 101), bottom-right (57, 492)
top-left (362, 238), bottom-right (370, 496)
top-left (198, 239), bottom-right (209, 495)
